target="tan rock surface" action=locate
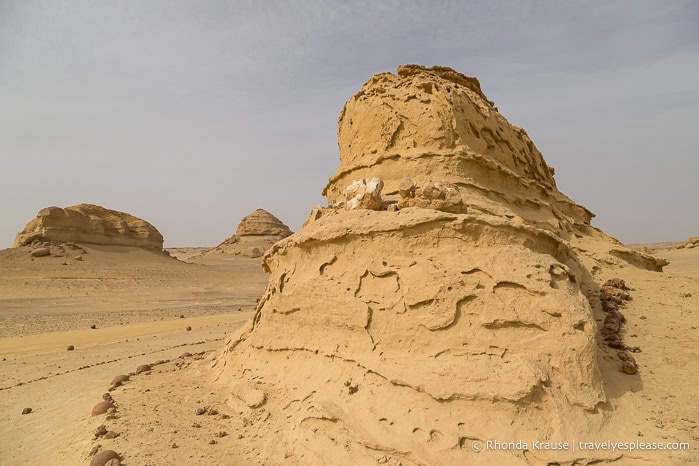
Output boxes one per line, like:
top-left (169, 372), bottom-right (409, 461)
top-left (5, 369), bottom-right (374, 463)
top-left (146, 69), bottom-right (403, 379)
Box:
top-left (13, 204), bottom-right (164, 251)
top-left (196, 209), bottom-right (293, 260)
top-left (193, 65), bottom-right (694, 464)
top-left (235, 209), bottom-right (292, 237)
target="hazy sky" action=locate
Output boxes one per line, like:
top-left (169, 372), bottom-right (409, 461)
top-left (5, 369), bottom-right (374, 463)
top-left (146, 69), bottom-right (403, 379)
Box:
top-left (1, 1), bottom-right (697, 248)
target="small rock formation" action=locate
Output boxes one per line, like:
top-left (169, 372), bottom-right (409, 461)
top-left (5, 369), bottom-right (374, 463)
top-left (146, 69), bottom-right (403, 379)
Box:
top-left (235, 209), bottom-right (293, 237)
top-left (345, 178), bottom-right (384, 210)
top-left (135, 364), bottom-right (151, 374)
top-left (396, 177), bottom-right (465, 213)
top-left (199, 209), bottom-right (293, 259)
top-left (211, 65), bottom-right (669, 465)
top-left (676, 236), bottom-right (699, 249)
top-left (13, 204), bottom-right (163, 251)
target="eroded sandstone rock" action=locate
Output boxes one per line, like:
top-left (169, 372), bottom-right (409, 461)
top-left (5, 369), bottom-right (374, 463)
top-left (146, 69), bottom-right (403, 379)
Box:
top-left (14, 204), bottom-right (163, 251)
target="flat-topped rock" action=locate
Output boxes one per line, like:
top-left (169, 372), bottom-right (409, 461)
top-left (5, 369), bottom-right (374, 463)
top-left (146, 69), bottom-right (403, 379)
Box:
top-left (13, 204), bottom-right (163, 251)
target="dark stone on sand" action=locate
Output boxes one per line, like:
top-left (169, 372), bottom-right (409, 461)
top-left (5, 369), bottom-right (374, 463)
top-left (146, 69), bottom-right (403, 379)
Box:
top-left (104, 431), bottom-right (120, 439)
top-left (180, 352), bottom-right (193, 359)
top-left (604, 278), bottom-right (628, 290)
top-left (90, 450), bottom-right (120, 466)
top-left (95, 425), bottom-right (108, 437)
top-left (622, 360), bottom-right (638, 375)
top-left (135, 364), bottom-right (151, 374)
top-left (110, 374), bottom-right (130, 387)
top-left (21, 407), bottom-right (32, 415)
top-left (91, 324), bottom-right (97, 329)
top-left (92, 400), bottom-right (115, 416)
top-left (67, 345), bottom-right (75, 351)
top-left (186, 326), bottom-right (192, 331)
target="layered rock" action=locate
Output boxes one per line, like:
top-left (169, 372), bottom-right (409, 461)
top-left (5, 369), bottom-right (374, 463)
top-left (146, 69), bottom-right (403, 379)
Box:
top-left (13, 204), bottom-right (163, 251)
top-left (235, 209), bottom-right (292, 237)
top-left (200, 209), bottom-right (292, 259)
top-left (210, 66), bottom-right (665, 465)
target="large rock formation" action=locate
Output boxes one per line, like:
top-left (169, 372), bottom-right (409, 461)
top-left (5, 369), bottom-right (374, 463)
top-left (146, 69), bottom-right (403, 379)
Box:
top-left (199, 209), bottom-right (292, 259)
top-left (210, 65), bottom-right (668, 465)
top-left (13, 204), bottom-right (163, 251)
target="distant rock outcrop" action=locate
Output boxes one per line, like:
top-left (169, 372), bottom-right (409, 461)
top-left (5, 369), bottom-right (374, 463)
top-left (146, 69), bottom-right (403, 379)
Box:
top-left (211, 65), bottom-right (669, 465)
top-left (235, 209), bottom-right (292, 237)
top-left (13, 204), bottom-right (163, 251)
top-left (199, 209), bottom-right (292, 259)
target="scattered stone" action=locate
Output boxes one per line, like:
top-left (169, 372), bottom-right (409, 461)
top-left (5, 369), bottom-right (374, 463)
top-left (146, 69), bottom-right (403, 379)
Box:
top-left (345, 178), bottom-right (384, 210)
top-left (89, 449), bottom-right (120, 466)
top-left (103, 393), bottom-right (113, 402)
top-left (214, 431), bottom-right (228, 438)
top-left (244, 389), bottom-right (267, 409)
top-left (622, 360), bottom-right (638, 375)
top-left (31, 247), bottom-right (50, 257)
top-left (91, 324), bottom-right (97, 329)
top-left (186, 326), bottom-right (192, 331)
top-left (95, 425), bottom-right (108, 437)
top-left (135, 364), bottom-right (151, 374)
top-left (209, 439), bottom-right (218, 445)
top-left (67, 345), bottom-right (75, 351)
top-left (171, 442), bottom-right (179, 449)
top-left (21, 407), bottom-right (32, 415)
top-left (397, 179), bottom-right (465, 213)
top-left (207, 408), bottom-right (219, 416)
top-left (603, 278), bottom-right (628, 290)
top-left (680, 292), bottom-right (692, 298)
top-left (110, 375), bottom-right (130, 387)
top-left (195, 407), bottom-right (206, 416)
top-left (192, 422), bottom-right (201, 428)
top-left (92, 400), bottom-right (115, 416)
top-left (104, 431), bottom-right (120, 439)
top-left (180, 352), bottom-right (193, 358)
top-left (89, 445), bottom-right (101, 456)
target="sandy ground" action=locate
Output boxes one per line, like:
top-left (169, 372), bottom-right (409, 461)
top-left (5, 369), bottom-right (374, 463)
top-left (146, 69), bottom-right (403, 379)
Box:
top-left (1, 240), bottom-right (697, 465)
top-left (0, 244), bottom-right (266, 465)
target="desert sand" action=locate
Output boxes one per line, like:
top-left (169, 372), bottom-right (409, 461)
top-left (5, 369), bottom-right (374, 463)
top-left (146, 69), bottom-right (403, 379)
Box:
top-left (1, 65), bottom-right (697, 465)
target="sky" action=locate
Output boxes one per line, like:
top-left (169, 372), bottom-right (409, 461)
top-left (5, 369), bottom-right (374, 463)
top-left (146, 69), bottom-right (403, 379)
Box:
top-left (1, 0), bottom-right (697, 248)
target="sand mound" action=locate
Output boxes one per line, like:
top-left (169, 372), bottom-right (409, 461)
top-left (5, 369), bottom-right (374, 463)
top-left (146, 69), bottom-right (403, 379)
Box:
top-left (13, 204), bottom-right (163, 251)
top-left (198, 209), bottom-right (292, 259)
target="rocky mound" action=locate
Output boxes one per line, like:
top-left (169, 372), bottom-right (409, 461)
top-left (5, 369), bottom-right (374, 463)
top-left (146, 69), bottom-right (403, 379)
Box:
top-left (209, 65), bottom-right (670, 464)
top-left (198, 209), bottom-right (292, 259)
top-left (13, 204), bottom-right (163, 251)
top-left (235, 209), bottom-right (292, 237)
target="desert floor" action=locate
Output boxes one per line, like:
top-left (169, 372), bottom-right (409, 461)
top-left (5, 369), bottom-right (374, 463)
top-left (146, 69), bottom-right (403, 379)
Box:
top-left (1, 241), bottom-right (697, 465)
top-left (0, 245), bottom-right (266, 465)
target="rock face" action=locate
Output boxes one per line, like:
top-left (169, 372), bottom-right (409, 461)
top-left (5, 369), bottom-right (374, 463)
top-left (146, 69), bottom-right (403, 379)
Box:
top-left (14, 204), bottom-right (163, 251)
top-left (212, 65), bottom-right (665, 465)
top-left (235, 209), bottom-right (292, 237)
top-left (199, 209), bottom-right (292, 259)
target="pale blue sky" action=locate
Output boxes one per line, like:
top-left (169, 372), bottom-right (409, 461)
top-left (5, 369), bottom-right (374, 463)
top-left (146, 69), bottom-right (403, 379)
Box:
top-left (1, 1), bottom-right (697, 247)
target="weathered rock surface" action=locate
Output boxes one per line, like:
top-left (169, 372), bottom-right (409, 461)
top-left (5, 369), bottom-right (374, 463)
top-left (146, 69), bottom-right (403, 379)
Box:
top-left (235, 209), bottom-right (292, 237)
top-left (13, 204), bottom-right (163, 251)
top-left (211, 65), bottom-right (668, 465)
top-left (198, 209), bottom-right (292, 259)
top-left (345, 178), bottom-right (384, 210)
